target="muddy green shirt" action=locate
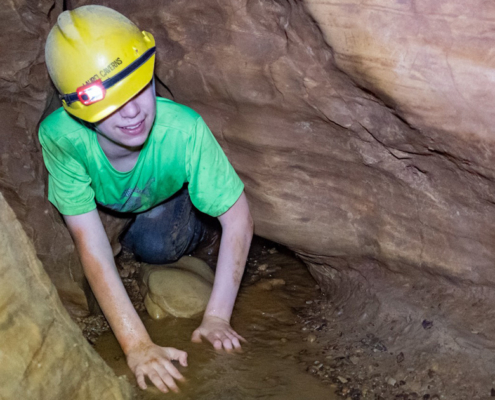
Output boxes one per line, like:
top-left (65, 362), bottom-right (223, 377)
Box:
top-left (38, 97), bottom-right (244, 217)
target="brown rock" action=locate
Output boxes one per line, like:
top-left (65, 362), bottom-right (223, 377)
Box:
top-left (15, 4), bottom-right (495, 381)
top-left (64, 1), bottom-right (495, 312)
top-left (254, 278), bottom-right (286, 291)
top-left (0, 0), bottom-right (88, 315)
top-left (142, 257), bottom-right (214, 319)
top-left (306, 333), bottom-right (317, 343)
top-left (0, 192), bottom-right (133, 399)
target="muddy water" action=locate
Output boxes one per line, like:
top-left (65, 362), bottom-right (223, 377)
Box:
top-left (94, 247), bottom-right (337, 399)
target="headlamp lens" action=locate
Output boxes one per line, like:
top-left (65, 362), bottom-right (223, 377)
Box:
top-left (77, 80), bottom-right (106, 105)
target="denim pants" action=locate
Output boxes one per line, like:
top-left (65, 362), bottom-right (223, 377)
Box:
top-left (121, 186), bottom-right (205, 264)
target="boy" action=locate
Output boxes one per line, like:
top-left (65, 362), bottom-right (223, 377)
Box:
top-left (39, 5), bottom-right (253, 394)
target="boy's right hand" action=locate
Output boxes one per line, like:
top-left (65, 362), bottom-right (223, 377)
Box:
top-left (64, 211), bottom-right (187, 394)
top-left (125, 342), bottom-right (188, 393)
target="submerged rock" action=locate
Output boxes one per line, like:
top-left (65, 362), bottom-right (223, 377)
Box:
top-left (254, 278), bottom-right (286, 291)
top-left (142, 257), bottom-right (214, 319)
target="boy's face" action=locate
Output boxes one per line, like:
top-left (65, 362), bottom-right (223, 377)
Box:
top-left (95, 83), bottom-right (156, 150)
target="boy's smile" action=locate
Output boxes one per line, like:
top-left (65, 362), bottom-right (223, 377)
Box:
top-left (118, 118), bottom-right (146, 136)
top-left (95, 82), bottom-right (156, 159)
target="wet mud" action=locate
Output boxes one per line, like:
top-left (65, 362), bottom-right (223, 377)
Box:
top-left (92, 241), bottom-right (338, 399)
top-left (85, 239), bottom-right (495, 400)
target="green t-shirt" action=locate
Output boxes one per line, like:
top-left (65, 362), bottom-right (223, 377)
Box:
top-left (38, 97), bottom-right (244, 217)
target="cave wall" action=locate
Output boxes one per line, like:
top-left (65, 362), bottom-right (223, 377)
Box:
top-left (3, 0), bottom-right (495, 321)
top-left (69, 0), bottom-right (495, 288)
top-left (305, 0), bottom-right (495, 151)
top-left (3, 1), bottom-right (494, 396)
top-left (0, 0), bottom-right (88, 314)
top-left (0, 191), bottom-right (132, 399)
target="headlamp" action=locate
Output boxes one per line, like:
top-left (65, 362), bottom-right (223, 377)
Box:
top-left (77, 79), bottom-right (106, 105)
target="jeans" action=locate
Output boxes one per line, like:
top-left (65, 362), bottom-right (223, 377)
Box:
top-left (121, 186), bottom-right (205, 264)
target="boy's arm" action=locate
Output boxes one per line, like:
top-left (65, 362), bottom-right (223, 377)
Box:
top-left (191, 192), bottom-right (254, 351)
top-left (64, 209), bottom-right (187, 394)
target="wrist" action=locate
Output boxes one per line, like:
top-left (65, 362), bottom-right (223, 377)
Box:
top-left (204, 297), bottom-right (234, 323)
top-left (121, 335), bottom-right (153, 356)
top-left (203, 313), bottom-right (230, 324)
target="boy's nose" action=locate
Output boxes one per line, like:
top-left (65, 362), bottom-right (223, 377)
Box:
top-left (119, 98), bottom-right (141, 119)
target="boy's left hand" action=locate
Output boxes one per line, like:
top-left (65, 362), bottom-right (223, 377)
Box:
top-left (191, 315), bottom-right (246, 352)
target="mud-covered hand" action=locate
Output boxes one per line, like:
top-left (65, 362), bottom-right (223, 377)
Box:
top-left (126, 342), bottom-right (188, 393)
top-left (191, 315), bottom-right (246, 352)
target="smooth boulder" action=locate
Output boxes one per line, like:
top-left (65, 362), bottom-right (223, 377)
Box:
top-left (142, 257), bottom-right (214, 319)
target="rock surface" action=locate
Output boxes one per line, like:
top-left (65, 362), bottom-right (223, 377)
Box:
top-left (5, 0), bottom-right (495, 370)
top-left (0, 191), bottom-right (132, 399)
top-left (66, 0), bottom-right (495, 288)
top-left (142, 257), bottom-right (214, 319)
top-left (66, 0), bottom-right (495, 369)
top-left (3, 0), bottom-right (495, 397)
top-left (0, 0), bottom-right (88, 315)
top-left (300, 0), bottom-right (495, 281)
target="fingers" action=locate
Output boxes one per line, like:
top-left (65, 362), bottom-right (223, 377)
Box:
top-left (155, 363), bottom-right (181, 393)
top-left (179, 351), bottom-right (188, 367)
top-left (213, 339), bottom-right (223, 350)
top-left (128, 345), bottom-right (188, 394)
top-left (222, 331), bottom-right (238, 352)
top-left (208, 331), bottom-right (241, 352)
top-left (138, 361), bottom-right (184, 394)
top-left (191, 321), bottom-right (247, 352)
top-left (163, 360), bottom-right (186, 383)
top-left (231, 336), bottom-right (242, 351)
top-left (222, 337), bottom-right (234, 352)
top-left (147, 368), bottom-right (170, 394)
top-left (165, 348), bottom-right (189, 367)
top-left (135, 369), bottom-right (147, 390)
top-left (191, 329), bottom-right (203, 343)
top-left (220, 329), bottom-right (246, 351)
top-left (234, 331), bottom-right (247, 343)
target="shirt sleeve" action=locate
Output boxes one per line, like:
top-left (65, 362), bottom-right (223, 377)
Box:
top-left (186, 117), bottom-right (244, 217)
top-left (39, 126), bottom-right (96, 216)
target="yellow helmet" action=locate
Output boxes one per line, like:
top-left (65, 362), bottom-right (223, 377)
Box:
top-left (45, 5), bottom-right (156, 123)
